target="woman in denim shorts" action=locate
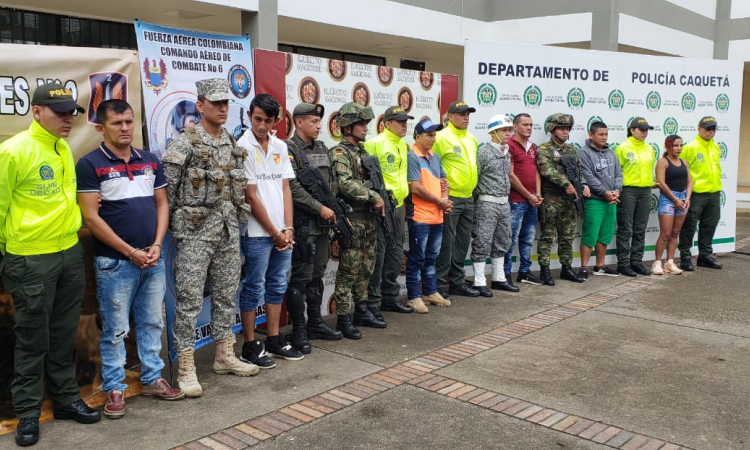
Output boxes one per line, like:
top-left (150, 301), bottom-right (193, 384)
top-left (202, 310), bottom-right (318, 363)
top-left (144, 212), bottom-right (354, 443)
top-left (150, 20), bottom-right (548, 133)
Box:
top-left (653, 134), bottom-right (693, 275)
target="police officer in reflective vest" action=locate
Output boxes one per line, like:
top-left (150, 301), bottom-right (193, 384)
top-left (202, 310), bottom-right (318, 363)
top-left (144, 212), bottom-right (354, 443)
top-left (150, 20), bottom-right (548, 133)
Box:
top-left (285, 103), bottom-right (343, 353)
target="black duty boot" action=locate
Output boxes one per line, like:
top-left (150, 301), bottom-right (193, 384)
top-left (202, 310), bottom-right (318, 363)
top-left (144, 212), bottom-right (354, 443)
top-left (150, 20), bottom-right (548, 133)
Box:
top-left (560, 265), bottom-right (584, 283)
top-left (539, 266), bottom-right (555, 286)
top-left (306, 294), bottom-right (343, 341)
top-left (380, 299), bottom-right (413, 313)
top-left (368, 306), bottom-right (387, 324)
top-left (15, 417), bottom-right (39, 446)
top-left (353, 302), bottom-right (387, 328)
top-left (285, 287), bottom-right (311, 354)
top-left (336, 314), bottom-right (362, 340)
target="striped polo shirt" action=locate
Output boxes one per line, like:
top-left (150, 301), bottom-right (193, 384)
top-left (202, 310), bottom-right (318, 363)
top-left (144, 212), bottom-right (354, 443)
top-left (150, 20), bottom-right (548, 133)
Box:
top-left (76, 143), bottom-right (167, 259)
top-left (406, 144), bottom-right (446, 225)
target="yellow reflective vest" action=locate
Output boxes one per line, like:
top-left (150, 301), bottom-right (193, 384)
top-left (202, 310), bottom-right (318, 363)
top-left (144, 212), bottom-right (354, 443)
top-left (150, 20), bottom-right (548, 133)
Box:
top-left (432, 122), bottom-right (478, 198)
top-left (615, 136), bottom-right (655, 188)
top-left (363, 128), bottom-right (409, 207)
top-left (0, 120), bottom-right (81, 255)
top-left (680, 135), bottom-right (722, 193)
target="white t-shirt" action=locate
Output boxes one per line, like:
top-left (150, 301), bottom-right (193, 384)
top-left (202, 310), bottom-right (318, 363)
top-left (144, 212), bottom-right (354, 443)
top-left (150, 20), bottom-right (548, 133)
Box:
top-left (238, 130), bottom-right (295, 237)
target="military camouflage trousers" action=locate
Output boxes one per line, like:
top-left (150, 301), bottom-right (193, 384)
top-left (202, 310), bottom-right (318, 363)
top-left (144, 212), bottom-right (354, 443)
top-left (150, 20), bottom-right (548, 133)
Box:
top-left (471, 200), bottom-right (512, 262)
top-left (173, 226), bottom-right (241, 352)
top-left (537, 197), bottom-right (578, 267)
top-left (332, 218), bottom-right (377, 315)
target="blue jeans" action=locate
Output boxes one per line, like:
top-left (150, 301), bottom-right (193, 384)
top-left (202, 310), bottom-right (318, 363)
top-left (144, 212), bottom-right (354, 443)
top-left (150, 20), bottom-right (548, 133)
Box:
top-left (406, 222), bottom-right (443, 300)
top-left (504, 202), bottom-right (538, 274)
top-left (240, 236), bottom-right (292, 311)
top-left (96, 256), bottom-right (165, 393)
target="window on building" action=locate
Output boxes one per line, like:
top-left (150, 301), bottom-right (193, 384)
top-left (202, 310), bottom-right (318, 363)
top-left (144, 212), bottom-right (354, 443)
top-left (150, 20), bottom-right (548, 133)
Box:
top-left (0, 7), bottom-right (136, 49)
top-left (279, 43), bottom-right (386, 66)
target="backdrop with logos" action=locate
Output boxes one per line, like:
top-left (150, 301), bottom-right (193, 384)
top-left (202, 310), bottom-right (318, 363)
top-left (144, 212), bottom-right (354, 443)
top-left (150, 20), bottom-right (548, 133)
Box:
top-left (464, 39), bottom-right (741, 271)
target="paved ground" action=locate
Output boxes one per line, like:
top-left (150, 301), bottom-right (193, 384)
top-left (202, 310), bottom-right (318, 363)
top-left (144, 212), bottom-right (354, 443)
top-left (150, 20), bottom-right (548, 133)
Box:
top-left (2, 213), bottom-right (749, 450)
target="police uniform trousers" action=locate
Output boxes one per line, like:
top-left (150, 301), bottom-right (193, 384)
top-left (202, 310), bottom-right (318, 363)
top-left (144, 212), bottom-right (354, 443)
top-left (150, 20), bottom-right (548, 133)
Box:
top-left (679, 191), bottom-right (721, 260)
top-left (537, 196), bottom-right (578, 267)
top-left (436, 196), bottom-right (475, 290)
top-left (367, 205), bottom-right (405, 307)
top-left (333, 217), bottom-right (377, 315)
top-left (172, 225), bottom-right (241, 352)
top-left (2, 242), bottom-right (85, 418)
top-left (470, 200), bottom-right (512, 262)
top-left (615, 186), bottom-right (651, 268)
top-left (289, 231), bottom-right (330, 300)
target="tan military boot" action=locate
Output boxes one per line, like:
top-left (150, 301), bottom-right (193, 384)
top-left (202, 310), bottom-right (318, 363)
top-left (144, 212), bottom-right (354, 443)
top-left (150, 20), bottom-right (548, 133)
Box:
top-left (423, 292), bottom-right (451, 307)
top-left (407, 297), bottom-right (429, 314)
top-left (213, 337), bottom-right (259, 376)
top-left (177, 350), bottom-right (202, 398)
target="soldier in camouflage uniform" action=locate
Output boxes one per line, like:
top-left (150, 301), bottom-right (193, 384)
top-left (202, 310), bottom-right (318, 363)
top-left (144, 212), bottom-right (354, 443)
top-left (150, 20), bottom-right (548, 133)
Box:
top-left (535, 113), bottom-right (590, 286)
top-left (328, 103), bottom-right (386, 339)
top-left (162, 79), bottom-right (258, 398)
top-left (471, 114), bottom-right (520, 297)
top-left (285, 103), bottom-right (343, 353)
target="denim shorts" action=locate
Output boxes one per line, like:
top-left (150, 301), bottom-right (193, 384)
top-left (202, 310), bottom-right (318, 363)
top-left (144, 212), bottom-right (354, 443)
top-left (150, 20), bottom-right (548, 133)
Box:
top-left (657, 190), bottom-right (687, 216)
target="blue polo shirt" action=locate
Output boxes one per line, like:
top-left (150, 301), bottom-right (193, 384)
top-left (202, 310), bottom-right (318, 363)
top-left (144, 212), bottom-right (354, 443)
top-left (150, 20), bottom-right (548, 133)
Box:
top-left (76, 144), bottom-right (167, 259)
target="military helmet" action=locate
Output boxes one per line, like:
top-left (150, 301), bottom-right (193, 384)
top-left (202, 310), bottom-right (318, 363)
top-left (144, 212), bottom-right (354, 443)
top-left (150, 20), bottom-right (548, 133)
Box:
top-left (337, 102), bottom-right (375, 128)
top-left (545, 113), bottom-right (574, 133)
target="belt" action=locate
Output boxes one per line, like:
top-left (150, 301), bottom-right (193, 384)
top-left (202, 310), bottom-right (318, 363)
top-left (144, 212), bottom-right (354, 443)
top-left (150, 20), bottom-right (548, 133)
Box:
top-left (478, 194), bottom-right (508, 204)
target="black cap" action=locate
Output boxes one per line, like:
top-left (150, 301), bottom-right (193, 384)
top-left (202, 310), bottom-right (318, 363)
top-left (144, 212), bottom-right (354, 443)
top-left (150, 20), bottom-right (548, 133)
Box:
top-left (699, 116), bottom-right (717, 128)
top-left (447, 100), bottom-right (476, 114)
top-left (383, 106), bottom-right (414, 122)
top-left (628, 117), bottom-right (653, 130)
top-left (293, 103), bottom-right (325, 118)
top-left (413, 118), bottom-right (443, 139)
top-left (32, 82), bottom-right (85, 113)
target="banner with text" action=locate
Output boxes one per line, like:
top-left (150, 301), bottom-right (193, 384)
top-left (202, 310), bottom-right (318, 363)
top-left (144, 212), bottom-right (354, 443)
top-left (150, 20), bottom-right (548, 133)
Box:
top-left (464, 39), bottom-right (741, 269)
top-left (135, 20), bottom-right (255, 158)
top-left (0, 43), bottom-right (142, 157)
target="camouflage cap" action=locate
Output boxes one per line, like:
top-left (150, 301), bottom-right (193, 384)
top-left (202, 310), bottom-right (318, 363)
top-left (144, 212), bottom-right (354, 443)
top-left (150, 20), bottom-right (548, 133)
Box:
top-left (196, 78), bottom-right (231, 102)
top-left (337, 102), bottom-right (374, 127)
top-left (545, 113), bottom-right (574, 133)
top-left (293, 102), bottom-right (325, 118)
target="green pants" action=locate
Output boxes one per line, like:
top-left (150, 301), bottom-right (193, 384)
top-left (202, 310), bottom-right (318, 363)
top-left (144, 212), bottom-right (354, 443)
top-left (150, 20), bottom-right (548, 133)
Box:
top-left (367, 205), bottom-right (405, 306)
top-left (679, 191), bottom-right (721, 259)
top-left (616, 186), bottom-right (651, 267)
top-left (335, 218), bottom-right (377, 315)
top-left (2, 242), bottom-right (85, 418)
top-left (289, 231), bottom-right (330, 299)
top-left (436, 196), bottom-right (474, 290)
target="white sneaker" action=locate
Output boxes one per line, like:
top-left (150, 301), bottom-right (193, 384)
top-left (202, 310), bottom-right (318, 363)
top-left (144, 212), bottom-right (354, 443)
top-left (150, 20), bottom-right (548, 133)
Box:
top-left (651, 261), bottom-right (664, 275)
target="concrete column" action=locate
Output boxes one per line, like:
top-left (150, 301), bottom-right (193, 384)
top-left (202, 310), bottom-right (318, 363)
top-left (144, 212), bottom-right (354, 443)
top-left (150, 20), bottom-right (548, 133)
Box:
top-left (241, 0), bottom-right (279, 51)
top-left (714, 0), bottom-right (732, 59)
top-left (590, 4), bottom-right (618, 52)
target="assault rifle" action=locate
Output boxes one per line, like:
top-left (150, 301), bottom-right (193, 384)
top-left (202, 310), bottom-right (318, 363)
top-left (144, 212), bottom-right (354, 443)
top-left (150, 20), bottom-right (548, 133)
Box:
top-left (296, 166), bottom-right (354, 243)
top-left (361, 156), bottom-right (398, 250)
top-left (560, 155), bottom-right (586, 218)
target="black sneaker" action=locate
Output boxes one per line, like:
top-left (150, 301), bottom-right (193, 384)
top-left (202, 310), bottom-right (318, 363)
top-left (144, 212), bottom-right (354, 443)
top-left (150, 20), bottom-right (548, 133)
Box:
top-left (266, 335), bottom-right (304, 361)
top-left (241, 340), bottom-right (276, 369)
top-left (517, 271), bottom-right (543, 286)
top-left (578, 267), bottom-right (589, 281)
top-left (593, 266), bottom-right (621, 276)
top-left (630, 263), bottom-right (652, 276)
